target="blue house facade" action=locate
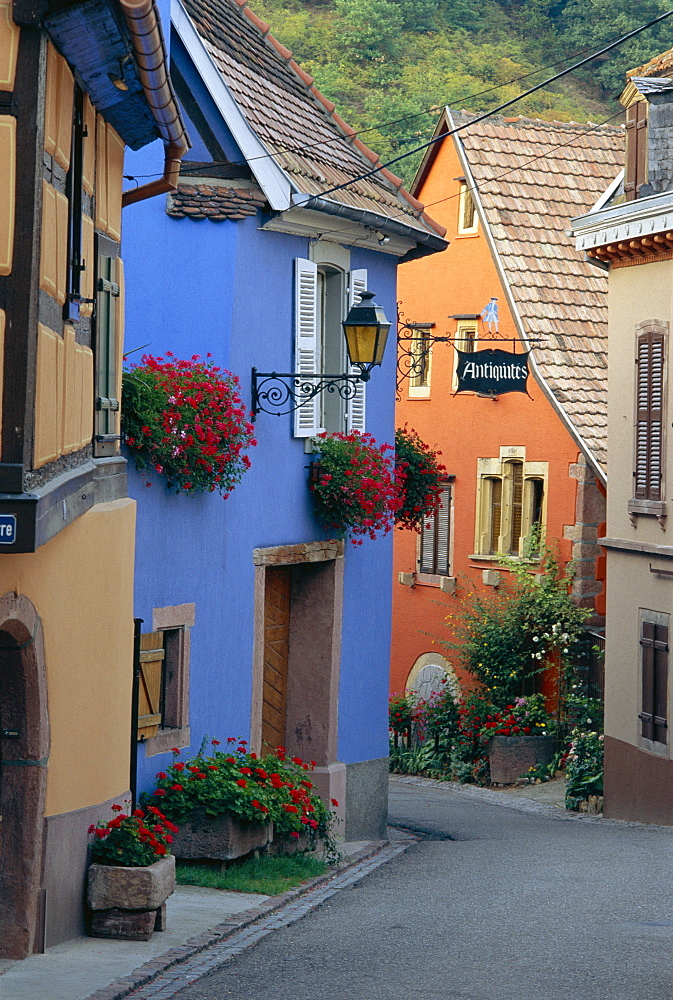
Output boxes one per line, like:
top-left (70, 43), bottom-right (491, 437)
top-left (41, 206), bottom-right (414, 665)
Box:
top-left (122, 0), bottom-right (446, 837)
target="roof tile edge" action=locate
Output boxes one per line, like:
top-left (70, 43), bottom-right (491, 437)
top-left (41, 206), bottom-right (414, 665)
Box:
top-left (228, 0), bottom-right (446, 236)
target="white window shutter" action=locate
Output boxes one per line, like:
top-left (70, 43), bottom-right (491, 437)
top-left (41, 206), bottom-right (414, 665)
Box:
top-left (347, 268), bottom-right (368, 433)
top-left (294, 258), bottom-right (321, 438)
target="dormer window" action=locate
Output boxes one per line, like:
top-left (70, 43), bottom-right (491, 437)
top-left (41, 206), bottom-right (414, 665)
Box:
top-left (624, 99), bottom-right (648, 201)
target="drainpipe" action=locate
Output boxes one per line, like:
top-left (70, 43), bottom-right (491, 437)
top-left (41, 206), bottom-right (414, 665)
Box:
top-left (119, 0), bottom-right (190, 207)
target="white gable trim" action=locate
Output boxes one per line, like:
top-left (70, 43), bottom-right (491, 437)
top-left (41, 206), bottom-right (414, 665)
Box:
top-left (447, 109), bottom-right (606, 485)
top-left (171, 0), bottom-right (293, 210)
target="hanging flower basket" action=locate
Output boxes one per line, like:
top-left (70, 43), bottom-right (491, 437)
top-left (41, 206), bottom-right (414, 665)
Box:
top-left (394, 426), bottom-right (446, 530)
top-left (309, 431), bottom-right (401, 545)
top-left (121, 353), bottom-right (256, 497)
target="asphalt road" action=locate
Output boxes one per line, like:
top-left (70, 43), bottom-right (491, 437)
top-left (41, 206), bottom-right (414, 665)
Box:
top-left (172, 779), bottom-right (673, 1000)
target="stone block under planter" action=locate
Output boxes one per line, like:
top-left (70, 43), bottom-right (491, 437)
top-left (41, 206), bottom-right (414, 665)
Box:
top-left (89, 907), bottom-right (158, 942)
top-left (169, 812), bottom-right (273, 861)
top-left (488, 734), bottom-right (558, 785)
top-left (88, 854), bottom-right (176, 911)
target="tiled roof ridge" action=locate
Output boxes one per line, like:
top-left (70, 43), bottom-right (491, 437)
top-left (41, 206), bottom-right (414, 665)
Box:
top-left (627, 47), bottom-right (673, 81)
top-left (451, 107), bottom-right (624, 135)
top-left (226, 0), bottom-right (446, 239)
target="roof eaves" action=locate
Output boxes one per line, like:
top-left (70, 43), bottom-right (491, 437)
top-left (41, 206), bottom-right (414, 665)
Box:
top-left (448, 108), bottom-right (607, 481)
top-left (230, 0), bottom-right (445, 240)
top-left (172, 0), bottom-right (293, 210)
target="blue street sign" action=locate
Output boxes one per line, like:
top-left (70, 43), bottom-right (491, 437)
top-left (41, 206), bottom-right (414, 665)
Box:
top-left (0, 514), bottom-right (17, 544)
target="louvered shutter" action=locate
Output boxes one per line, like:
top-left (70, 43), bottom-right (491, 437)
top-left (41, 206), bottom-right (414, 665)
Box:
top-left (489, 477), bottom-right (502, 554)
top-left (435, 485), bottom-right (451, 575)
top-left (294, 258), bottom-right (321, 438)
top-left (640, 621), bottom-right (668, 744)
top-left (420, 510), bottom-right (436, 574)
top-left (419, 484), bottom-right (451, 575)
top-left (635, 330), bottom-right (664, 501)
top-left (625, 101), bottom-right (648, 201)
top-left (346, 268), bottom-right (367, 433)
top-left (509, 461), bottom-right (523, 554)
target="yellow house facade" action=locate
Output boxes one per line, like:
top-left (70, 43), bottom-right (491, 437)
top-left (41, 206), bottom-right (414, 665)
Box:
top-left (0, 0), bottom-right (187, 956)
top-left (572, 50), bottom-right (673, 824)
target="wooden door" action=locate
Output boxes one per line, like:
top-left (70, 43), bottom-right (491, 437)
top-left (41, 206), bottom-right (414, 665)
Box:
top-left (262, 567), bottom-right (291, 752)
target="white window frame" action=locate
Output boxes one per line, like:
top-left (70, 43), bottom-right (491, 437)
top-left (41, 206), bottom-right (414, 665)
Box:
top-left (452, 320), bottom-right (478, 391)
top-left (408, 326), bottom-right (432, 399)
top-left (457, 182), bottom-right (478, 235)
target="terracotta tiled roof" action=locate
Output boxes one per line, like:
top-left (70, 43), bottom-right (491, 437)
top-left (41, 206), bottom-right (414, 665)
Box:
top-left (167, 181), bottom-right (267, 220)
top-left (628, 48), bottom-right (673, 80)
top-left (452, 111), bottom-right (625, 474)
top-left (179, 0), bottom-right (445, 243)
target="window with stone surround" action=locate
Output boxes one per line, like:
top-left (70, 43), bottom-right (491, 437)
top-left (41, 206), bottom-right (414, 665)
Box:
top-left (140, 603), bottom-right (194, 756)
top-left (630, 322), bottom-right (666, 522)
top-left (474, 449), bottom-right (547, 558)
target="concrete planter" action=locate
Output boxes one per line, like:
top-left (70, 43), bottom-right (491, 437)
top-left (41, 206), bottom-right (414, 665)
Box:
top-left (487, 734), bottom-right (558, 785)
top-left (88, 854), bottom-right (176, 941)
top-left (169, 811), bottom-right (273, 861)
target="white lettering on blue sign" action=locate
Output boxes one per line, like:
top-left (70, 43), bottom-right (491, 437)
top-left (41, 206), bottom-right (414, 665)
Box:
top-left (0, 515), bottom-right (17, 543)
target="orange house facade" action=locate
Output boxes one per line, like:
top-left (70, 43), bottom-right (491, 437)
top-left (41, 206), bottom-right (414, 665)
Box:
top-left (391, 110), bottom-right (623, 701)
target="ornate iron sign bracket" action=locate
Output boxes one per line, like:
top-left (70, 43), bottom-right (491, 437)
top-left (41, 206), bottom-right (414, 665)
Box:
top-left (251, 368), bottom-right (366, 420)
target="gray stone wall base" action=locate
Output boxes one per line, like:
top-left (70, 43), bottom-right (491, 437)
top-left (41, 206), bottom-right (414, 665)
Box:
top-left (344, 757), bottom-right (389, 840)
top-left (42, 793), bottom-right (131, 949)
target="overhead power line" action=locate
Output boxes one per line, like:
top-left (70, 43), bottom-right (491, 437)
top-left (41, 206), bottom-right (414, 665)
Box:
top-left (312, 6), bottom-right (673, 202)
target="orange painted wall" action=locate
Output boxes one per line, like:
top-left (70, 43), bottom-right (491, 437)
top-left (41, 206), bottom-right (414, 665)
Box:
top-left (392, 134), bottom-right (581, 696)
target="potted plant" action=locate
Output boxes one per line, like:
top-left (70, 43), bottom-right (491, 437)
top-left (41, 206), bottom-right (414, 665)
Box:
top-left (87, 803), bottom-right (178, 941)
top-left (479, 694), bottom-right (558, 784)
top-left (146, 739), bottom-right (336, 862)
top-left (122, 353), bottom-right (256, 497)
top-left (394, 426), bottom-right (446, 530)
top-left (309, 431), bottom-right (400, 545)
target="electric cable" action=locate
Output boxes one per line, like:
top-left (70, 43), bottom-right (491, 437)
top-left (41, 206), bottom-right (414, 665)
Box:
top-left (312, 6), bottom-right (673, 200)
top-left (124, 12), bottom-right (665, 183)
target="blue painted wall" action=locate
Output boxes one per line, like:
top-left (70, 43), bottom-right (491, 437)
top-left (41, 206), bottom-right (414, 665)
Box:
top-left (123, 203), bottom-right (396, 795)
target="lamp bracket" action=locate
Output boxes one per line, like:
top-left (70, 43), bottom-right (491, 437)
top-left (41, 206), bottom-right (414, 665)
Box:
top-left (251, 368), bottom-right (368, 420)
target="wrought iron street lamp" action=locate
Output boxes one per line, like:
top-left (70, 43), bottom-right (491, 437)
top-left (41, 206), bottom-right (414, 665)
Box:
top-left (251, 290), bottom-right (391, 419)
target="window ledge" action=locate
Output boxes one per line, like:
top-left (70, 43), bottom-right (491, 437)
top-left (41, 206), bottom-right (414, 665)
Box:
top-left (628, 498), bottom-right (667, 528)
top-left (628, 499), bottom-right (667, 515)
top-left (637, 734), bottom-right (669, 758)
top-left (415, 572), bottom-right (456, 593)
top-left (143, 725), bottom-right (190, 757)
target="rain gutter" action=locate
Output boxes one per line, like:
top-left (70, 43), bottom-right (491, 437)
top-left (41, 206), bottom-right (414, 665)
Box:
top-left (296, 195), bottom-right (448, 261)
top-left (120, 0), bottom-right (190, 207)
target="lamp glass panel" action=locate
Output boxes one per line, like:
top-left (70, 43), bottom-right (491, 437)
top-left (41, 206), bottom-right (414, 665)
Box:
top-left (344, 323), bottom-right (378, 365)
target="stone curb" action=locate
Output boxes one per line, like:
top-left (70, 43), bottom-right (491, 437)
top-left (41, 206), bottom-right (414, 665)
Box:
top-left (83, 839), bottom-right (395, 1000)
top-left (390, 774), bottom-right (673, 833)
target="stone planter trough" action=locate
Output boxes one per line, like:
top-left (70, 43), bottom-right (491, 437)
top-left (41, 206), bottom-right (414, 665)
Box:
top-left (169, 811), bottom-right (273, 862)
top-left (88, 854), bottom-right (176, 941)
top-left (487, 734), bottom-right (558, 785)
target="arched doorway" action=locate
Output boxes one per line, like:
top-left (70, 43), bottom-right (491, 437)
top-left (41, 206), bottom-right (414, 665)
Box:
top-left (406, 651), bottom-right (460, 703)
top-left (0, 593), bottom-right (49, 959)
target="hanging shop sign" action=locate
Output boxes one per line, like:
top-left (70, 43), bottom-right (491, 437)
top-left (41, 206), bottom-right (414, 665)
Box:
top-left (455, 348), bottom-right (530, 396)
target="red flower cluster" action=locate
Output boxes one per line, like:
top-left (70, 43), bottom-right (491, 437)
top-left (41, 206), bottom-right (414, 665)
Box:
top-left (394, 426), bottom-right (446, 532)
top-left (122, 353), bottom-right (256, 496)
top-left (88, 802), bottom-right (177, 868)
top-left (311, 431), bottom-right (402, 545)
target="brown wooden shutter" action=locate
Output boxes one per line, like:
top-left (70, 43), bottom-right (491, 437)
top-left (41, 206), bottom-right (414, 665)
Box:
top-left (640, 621), bottom-right (668, 744)
top-left (625, 101), bottom-right (648, 201)
top-left (509, 461), bottom-right (523, 554)
top-left (489, 477), bottom-right (502, 554)
top-left (635, 330), bottom-right (664, 501)
top-left (137, 631), bottom-right (165, 740)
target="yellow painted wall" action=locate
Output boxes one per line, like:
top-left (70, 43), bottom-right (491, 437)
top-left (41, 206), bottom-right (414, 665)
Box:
top-left (0, 498), bottom-right (137, 816)
top-left (0, 115), bottom-right (15, 276)
top-left (0, 0), bottom-right (19, 92)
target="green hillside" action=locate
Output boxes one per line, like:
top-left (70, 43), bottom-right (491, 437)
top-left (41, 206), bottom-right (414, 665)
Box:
top-left (251, 0), bottom-right (673, 182)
